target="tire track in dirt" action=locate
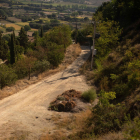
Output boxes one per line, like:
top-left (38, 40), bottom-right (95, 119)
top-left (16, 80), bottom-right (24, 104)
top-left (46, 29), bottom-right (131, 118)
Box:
top-left (0, 46), bottom-right (91, 140)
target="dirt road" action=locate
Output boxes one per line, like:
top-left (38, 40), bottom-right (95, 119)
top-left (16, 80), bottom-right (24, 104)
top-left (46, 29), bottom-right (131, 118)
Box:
top-left (0, 46), bottom-right (91, 140)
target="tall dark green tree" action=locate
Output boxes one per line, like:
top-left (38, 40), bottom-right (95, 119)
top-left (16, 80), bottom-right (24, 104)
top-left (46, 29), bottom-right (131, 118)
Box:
top-left (13, 30), bottom-right (15, 40)
top-left (18, 27), bottom-right (28, 51)
top-left (0, 31), bottom-right (2, 46)
top-left (0, 31), bottom-right (8, 60)
top-left (40, 26), bottom-right (44, 38)
top-left (10, 34), bottom-right (15, 64)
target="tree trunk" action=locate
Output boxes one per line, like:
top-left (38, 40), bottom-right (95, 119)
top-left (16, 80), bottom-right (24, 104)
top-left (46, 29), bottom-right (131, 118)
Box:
top-left (29, 67), bottom-right (31, 80)
top-left (64, 44), bottom-right (66, 53)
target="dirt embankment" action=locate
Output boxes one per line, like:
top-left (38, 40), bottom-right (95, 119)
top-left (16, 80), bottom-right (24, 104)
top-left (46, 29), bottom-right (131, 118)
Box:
top-left (0, 44), bottom-right (81, 100)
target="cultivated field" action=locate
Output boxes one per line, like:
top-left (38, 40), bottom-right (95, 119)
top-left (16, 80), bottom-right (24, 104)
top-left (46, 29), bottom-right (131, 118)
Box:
top-left (0, 27), bottom-right (6, 32)
top-left (0, 20), bottom-right (11, 24)
top-left (49, 2), bottom-right (96, 7)
top-left (5, 24), bottom-right (21, 30)
top-left (0, 3), bottom-right (9, 7)
top-left (59, 20), bottom-right (69, 24)
top-left (43, 11), bottom-right (57, 15)
top-left (2, 30), bottom-right (34, 37)
top-left (8, 17), bottom-right (21, 22)
top-left (16, 22), bottom-right (29, 26)
top-left (21, 1), bottom-right (96, 7)
top-left (42, 9), bottom-right (57, 12)
top-left (27, 31), bottom-right (34, 36)
top-left (3, 30), bottom-right (19, 36)
top-left (31, 28), bottom-right (38, 31)
top-left (13, 9), bottom-right (26, 15)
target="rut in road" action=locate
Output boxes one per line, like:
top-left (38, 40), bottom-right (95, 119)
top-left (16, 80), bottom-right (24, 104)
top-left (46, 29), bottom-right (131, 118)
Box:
top-left (0, 46), bottom-right (91, 140)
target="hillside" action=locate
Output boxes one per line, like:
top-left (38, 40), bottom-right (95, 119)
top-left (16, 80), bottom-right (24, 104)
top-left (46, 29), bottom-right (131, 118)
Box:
top-left (75, 0), bottom-right (140, 139)
top-left (62, 0), bottom-right (111, 6)
top-left (0, 0), bottom-right (140, 139)
top-left (42, 0), bottom-right (140, 139)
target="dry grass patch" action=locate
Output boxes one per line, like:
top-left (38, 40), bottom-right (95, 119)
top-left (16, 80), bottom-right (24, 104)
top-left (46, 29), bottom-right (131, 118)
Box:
top-left (61, 43), bottom-right (81, 67)
top-left (31, 28), bottom-right (39, 31)
top-left (79, 59), bottom-right (95, 85)
top-left (96, 132), bottom-right (124, 140)
top-left (41, 109), bottom-right (92, 140)
top-left (40, 131), bottom-right (66, 140)
top-left (27, 31), bottom-right (34, 36)
top-left (0, 68), bottom-right (60, 100)
top-left (55, 109), bottom-right (91, 131)
top-left (43, 11), bottom-right (57, 15)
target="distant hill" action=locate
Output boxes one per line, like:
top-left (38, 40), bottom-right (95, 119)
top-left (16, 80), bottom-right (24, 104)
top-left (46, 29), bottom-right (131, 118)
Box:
top-left (88, 0), bottom-right (110, 6)
top-left (62, 0), bottom-right (111, 6)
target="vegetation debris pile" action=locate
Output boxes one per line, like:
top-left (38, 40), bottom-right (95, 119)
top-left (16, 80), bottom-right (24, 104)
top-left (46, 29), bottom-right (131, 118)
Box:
top-left (49, 89), bottom-right (82, 112)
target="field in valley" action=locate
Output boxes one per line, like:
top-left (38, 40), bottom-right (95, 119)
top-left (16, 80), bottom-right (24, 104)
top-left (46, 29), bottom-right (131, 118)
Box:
top-left (5, 23), bottom-right (21, 30)
top-left (8, 17), bottom-right (21, 22)
top-left (0, 27), bottom-right (6, 32)
top-left (20, 1), bottom-right (96, 7)
top-left (16, 22), bottom-right (29, 26)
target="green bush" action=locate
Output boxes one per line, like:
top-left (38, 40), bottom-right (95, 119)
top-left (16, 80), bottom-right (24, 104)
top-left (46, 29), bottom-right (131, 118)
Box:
top-left (14, 57), bottom-right (36, 79)
top-left (90, 91), bottom-right (127, 135)
top-left (82, 89), bottom-right (97, 102)
top-left (6, 27), bottom-right (15, 32)
top-left (34, 60), bottom-right (50, 72)
top-left (47, 43), bottom-right (64, 67)
top-left (2, 34), bottom-right (11, 41)
top-left (24, 25), bottom-right (31, 31)
top-left (0, 64), bottom-right (17, 89)
top-left (123, 117), bottom-right (140, 140)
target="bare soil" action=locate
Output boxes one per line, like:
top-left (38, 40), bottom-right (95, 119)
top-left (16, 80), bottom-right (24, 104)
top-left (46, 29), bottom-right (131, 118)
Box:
top-left (0, 45), bottom-right (91, 140)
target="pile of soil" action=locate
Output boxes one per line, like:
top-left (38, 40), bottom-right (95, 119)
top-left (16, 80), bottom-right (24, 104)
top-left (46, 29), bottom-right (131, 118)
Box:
top-left (49, 89), bottom-right (82, 112)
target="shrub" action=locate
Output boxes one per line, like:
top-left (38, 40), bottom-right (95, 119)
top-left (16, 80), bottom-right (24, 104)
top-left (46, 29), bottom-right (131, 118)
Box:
top-left (90, 91), bottom-right (127, 135)
top-left (34, 60), bottom-right (50, 72)
top-left (2, 34), bottom-right (11, 41)
top-left (6, 27), bottom-right (15, 32)
top-left (82, 89), bottom-right (97, 102)
top-left (0, 64), bottom-right (17, 89)
top-left (24, 25), bottom-right (31, 31)
top-left (123, 117), bottom-right (140, 140)
top-left (47, 43), bottom-right (64, 67)
top-left (14, 57), bottom-right (36, 79)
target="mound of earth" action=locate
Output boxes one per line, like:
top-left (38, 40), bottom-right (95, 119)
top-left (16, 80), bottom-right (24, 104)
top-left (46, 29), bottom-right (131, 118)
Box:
top-left (49, 89), bottom-right (82, 112)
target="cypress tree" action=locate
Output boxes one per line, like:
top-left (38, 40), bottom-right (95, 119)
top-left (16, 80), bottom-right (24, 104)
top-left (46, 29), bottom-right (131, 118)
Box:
top-left (13, 30), bottom-right (15, 40)
top-left (0, 31), bottom-right (2, 46)
top-left (0, 31), bottom-right (8, 60)
top-left (19, 27), bottom-right (28, 50)
top-left (10, 34), bottom-right (15, 64)
top-left (40, 26), bottom-right (43, 38)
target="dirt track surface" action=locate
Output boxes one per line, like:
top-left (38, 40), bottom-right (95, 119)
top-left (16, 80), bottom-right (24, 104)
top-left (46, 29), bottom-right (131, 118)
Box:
top-left (0, 46), bottom-right (91, 140)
